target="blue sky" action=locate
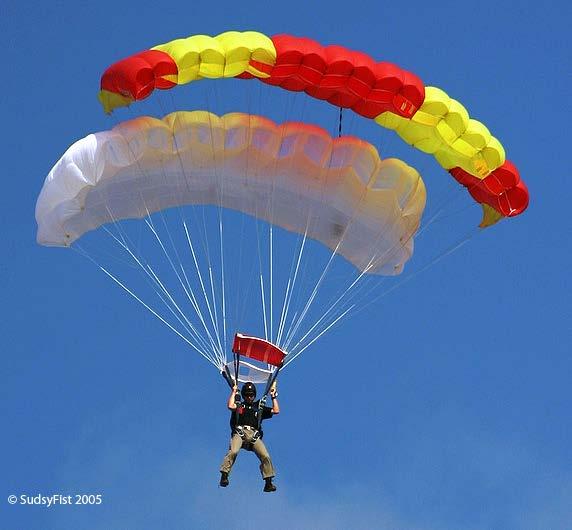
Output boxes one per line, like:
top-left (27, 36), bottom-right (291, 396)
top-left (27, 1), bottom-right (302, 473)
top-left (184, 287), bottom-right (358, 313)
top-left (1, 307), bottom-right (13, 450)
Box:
top-left (2, 1), bottom-right (571, 529)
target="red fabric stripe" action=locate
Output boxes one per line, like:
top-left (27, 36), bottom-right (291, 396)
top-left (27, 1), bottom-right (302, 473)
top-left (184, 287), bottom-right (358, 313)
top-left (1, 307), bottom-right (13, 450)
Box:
top-left (252, 35), bottom-right (424, 119)
top-left (449, 161), bottom-right (529, 217)
top-left (100, 50), bottom-right (177, 101)
top-left (232, 334), bottom-right (286, 367)
top-left (98, 34), bottom-right (526, 220)
top-left (100, 35), bottom-right (425, 119)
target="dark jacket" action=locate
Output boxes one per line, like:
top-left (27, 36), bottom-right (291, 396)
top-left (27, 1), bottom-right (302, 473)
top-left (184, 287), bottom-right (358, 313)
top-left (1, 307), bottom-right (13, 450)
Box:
top-left (230, 399), bottom-right (273, 436)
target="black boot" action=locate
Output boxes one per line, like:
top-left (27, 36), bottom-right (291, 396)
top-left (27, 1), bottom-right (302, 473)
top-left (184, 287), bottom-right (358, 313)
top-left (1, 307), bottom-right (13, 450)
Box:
top-left (219, 471), bottom-right (229, 487)
top-left (263, 477), bottom-right (276, 492)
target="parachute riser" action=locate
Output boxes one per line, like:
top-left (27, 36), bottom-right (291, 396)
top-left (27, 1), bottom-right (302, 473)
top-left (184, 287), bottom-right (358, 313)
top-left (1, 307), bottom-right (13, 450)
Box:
top-left (256, 363), bottom-right (282, 431)
top-left (220, 357), bottom-right (242, 405)
top-left (233, 352), bottom-right (241, 405)
top-left (221, 365), bottom-right (235, 389)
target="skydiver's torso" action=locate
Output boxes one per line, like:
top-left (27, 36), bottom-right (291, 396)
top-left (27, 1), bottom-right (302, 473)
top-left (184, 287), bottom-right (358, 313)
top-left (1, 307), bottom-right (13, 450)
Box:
top-left (230, 400), bottom-right (273, 435)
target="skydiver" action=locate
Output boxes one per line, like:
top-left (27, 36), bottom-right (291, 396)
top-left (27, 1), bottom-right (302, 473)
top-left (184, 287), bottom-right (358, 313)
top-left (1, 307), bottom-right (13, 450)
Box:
top-left (219, 381), bottom-right (280, 492)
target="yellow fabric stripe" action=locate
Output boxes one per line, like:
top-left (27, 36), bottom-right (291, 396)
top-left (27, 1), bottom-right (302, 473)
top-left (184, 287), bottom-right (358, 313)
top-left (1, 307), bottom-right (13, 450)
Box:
top-left (375, 86), bottom-right (506, 178)
top-left (98, 91), bottom-right (133, 115)
top-left (151, 30), bottom-right (276, 84)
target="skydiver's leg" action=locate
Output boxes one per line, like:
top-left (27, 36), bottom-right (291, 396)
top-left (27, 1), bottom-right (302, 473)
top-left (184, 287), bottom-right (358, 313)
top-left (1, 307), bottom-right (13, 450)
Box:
top-left (251, 438), bottom-right (275, 479)
top-left (220, 433), bottom-right (243, 475)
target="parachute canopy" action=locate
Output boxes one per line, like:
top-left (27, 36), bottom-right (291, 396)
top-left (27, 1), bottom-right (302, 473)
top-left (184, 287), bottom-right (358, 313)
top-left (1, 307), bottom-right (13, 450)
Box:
top-left (99, 30), bottom-right (529, 225)
top-left (35, 110), bottom-right (426, 275)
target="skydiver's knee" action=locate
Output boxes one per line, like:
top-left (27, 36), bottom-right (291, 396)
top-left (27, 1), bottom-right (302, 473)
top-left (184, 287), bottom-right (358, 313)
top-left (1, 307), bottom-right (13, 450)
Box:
top-left (258, 452), bottom-right (271, 463)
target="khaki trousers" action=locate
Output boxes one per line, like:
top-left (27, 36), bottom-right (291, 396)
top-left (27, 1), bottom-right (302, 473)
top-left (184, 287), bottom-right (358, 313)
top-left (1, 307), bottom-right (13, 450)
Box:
top-left (220, 429), bottom-right (275, 479)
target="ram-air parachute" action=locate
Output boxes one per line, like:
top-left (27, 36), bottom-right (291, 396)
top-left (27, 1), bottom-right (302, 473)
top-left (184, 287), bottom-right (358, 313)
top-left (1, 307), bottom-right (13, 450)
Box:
top-left (98, 31), bottom-right (528, 226)
top-left (36, 30), bottom-right (529, 380)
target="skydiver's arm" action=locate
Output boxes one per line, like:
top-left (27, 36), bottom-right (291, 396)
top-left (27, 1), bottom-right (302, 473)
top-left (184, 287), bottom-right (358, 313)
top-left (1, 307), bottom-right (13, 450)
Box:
top-left (272, 398), bottom-right (280, 414)
top-left (270, 386), bottom-right (280, 414)
top-left (270, 396), bottom-right (280, 414)
top-left (227, 385), bottom-right (238, 410)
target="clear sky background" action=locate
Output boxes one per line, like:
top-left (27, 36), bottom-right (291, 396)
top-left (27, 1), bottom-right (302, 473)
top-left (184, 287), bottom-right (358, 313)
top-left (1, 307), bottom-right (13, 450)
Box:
top-left (2, 1), bottom-right (571, 529)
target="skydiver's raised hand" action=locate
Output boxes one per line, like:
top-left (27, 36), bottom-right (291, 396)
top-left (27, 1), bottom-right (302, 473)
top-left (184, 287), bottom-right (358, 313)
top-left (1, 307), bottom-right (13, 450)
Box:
top-left (270, 384), bottom-right (280, 414)
top-left (228, 385), bottom-right (239, 410)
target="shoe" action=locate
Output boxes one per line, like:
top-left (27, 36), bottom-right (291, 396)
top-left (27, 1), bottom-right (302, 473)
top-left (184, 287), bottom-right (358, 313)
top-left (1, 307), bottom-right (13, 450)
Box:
top-left (263, 478), bottom-right (277, 492)
top-left (219, 472), bottom-right (229, 487)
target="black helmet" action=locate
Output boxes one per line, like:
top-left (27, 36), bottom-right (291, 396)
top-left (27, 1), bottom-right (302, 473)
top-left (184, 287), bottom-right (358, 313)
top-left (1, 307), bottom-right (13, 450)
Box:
top-left (241, 382), bottom-right (256, 399)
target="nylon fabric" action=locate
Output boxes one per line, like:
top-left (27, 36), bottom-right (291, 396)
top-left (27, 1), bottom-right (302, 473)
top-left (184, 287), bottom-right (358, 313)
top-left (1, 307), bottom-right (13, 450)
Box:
top-left (97, 31), bottom-right (529, 222)
top-left (35, 110), bottom-right (426, 275)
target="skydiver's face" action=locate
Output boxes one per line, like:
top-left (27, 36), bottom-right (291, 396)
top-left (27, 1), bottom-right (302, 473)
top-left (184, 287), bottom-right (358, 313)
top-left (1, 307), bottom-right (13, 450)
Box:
top-left (244, 394), bottom-right (255, 403)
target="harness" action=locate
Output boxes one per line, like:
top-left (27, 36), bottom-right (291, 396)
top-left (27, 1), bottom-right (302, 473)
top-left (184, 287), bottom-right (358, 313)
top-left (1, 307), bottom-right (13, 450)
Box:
top-left (255, 365), bottom-right (281, 430)
top-left (234, 424), bottom-right (261, 448)
top-left (221, 333), bottom-right (286, 448)
top-left (222, 359), bottom-right (262, 443)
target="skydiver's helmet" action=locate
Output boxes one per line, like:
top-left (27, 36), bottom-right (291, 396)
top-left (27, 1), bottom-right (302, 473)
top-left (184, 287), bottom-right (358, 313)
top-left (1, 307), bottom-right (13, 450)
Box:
top-left (241, 382), bottom-right (256, 400)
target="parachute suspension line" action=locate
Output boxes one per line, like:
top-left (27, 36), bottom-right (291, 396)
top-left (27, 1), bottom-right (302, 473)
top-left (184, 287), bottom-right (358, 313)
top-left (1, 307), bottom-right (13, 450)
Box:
top-left (287, 203), bottom-right (414, 357)
top-left (206, 102), bottom-right (229, 356)
top-left (182, 221), bottom-right (226, 363)
top-left (234, 109), bottom-right (261, 330)
top-left (233, 210), bottom-right (246, 322)
top-left (267, 89), bottom-right (308, 346)
top-left (143, 261), bottom-right (220, 361)
top-left (143, 212), bottom-right (204, 321)
top-left (158, 89), bottom-right (175, 119)
top-left (290, 158), bottom-right (466, 357)
top-left (282, 237), bottom-right (344, 353)
top-left (161, 110), bottom-right (226, 366)
top-left (284, 304), bottom-right (355, 367)
top-left (99, 221), bottom-right (218, 364)
top-left (191, 111), bottom-right (222, 358)
top-left (287, 194), bottom-right (425, 359)
top-left (273, 93), bottom-right (306, 347)
top-left (266, 91), bottom-right (294, 345)
top-left (251, 163), bottom-right (268, 339)
top-left (219, 192), bottom-right (228, 354)
top-left (111, 118), bottom-right (223, 363)
top-left (276, 278), bottom-right (291, 345)
top-left (206, 245), bottom-right (222, 356)
top-left (276, 225), bottom-right (308, 348)
top-left (73, 243), bottom-right (216, 366)
top-left (269, 224), bottom-right (274, 343)
top-left (288, 177), bottom-right (478, 360)
top-left (78, 248), bottom-right (216, 366)
top-left (103, 126), bottom-right (225, 366)
top-left (253, 87), bottom-right (285, 344)
top-left (99, 266), bottom-right (215, 365)
top-left (287, 214), bottom-right (404, 357)
top-left (281, 142), bottom-right (372, 353)
top-left (356, 229), bottom-right (478, 317)
top-left (167, 111), bottom-right (227, 367)
top-left (282, 179), bottom-right (404, 357)
top-left (251, 159), bottom-right (269, 340)
top-left (187, 109), bottom-right (222, 359)
top-left (286, 257), bottom-right (375, 357)
top-left (146, 199), bottom-right (223, 362)
top-left (167, 100), bottom-right (215, 264)
top-left (143, 214), bottom-right (224, 365)
top-left (280, 103), bottom-right (372, 354)
top-left (306, 230), bottom-right (477, 351)
top-left (259, 273), bottom-right (269, 341)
